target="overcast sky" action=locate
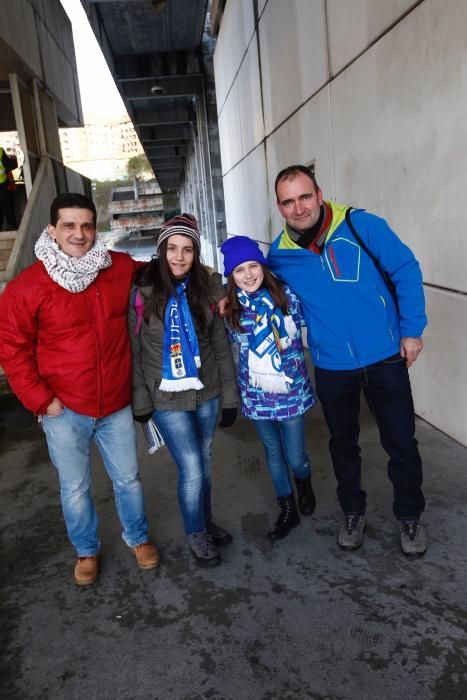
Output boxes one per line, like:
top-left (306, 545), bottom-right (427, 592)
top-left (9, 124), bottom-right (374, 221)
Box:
top-left (60, 0), bottom-right (127, 121)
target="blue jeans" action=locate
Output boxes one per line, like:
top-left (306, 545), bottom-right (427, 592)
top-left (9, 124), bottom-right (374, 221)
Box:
top-left (253, 414), bottom-right (311, 498)
top-left (315, 354), bottom-right (425, 519)
top-left (42, 405), bottom-right (149, 556)
top-left (153, 396), bottom-right (220, 535)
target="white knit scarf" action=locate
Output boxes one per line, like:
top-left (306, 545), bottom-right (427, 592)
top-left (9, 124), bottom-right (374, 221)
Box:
top-left (34, 229), bottom-right (112, 293)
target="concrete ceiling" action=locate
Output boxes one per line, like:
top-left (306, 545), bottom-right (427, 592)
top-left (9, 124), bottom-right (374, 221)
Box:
top-left (81, 0), bottom-right (209, 192)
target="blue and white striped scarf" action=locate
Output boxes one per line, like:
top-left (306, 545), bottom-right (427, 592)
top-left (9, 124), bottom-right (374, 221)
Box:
top-left (159, 278), bottom-right (204, 392)
top-left (237, 288), bottom-right (297, 393)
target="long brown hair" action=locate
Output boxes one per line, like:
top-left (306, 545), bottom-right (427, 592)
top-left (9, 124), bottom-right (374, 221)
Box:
top-left (134, 237), bottom-right (211, 331)
top-left (224, 265), bottom-right (289, 331)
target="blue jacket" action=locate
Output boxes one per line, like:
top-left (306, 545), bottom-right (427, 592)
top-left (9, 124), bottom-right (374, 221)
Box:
top-left (267, 202), bottom-right (427, 370)
top-left (227, 286), bottom-right (315, 420)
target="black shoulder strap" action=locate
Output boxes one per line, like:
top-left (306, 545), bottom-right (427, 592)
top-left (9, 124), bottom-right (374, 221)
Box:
top-left (345, 207), bottom-right (399, 311)
top-left (345, 208), bottom-right (379, 267)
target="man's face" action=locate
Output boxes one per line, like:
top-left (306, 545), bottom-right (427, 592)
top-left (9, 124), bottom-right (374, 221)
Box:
top-left (276, 173), bottom-right (323, 233)
top-left (48, 207), bottom-right (96, 257)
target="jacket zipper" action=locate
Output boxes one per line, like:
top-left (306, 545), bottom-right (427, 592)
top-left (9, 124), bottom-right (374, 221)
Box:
top-left (86, 287), bottom-right (103, 417)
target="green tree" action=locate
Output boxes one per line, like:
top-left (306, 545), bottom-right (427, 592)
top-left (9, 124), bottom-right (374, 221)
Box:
top-left (127, 154), bottom-right (153, 180)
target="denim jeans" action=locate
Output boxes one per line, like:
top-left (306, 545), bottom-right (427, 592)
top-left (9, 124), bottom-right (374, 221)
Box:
top-left (153, 396), bottom-right (220, 535)
top-left (42, 405), bottom-right (149, 556)
top-left (315, 353), bottom-right (425, 519)
top-left (253, 414), bottom-right (311, 498)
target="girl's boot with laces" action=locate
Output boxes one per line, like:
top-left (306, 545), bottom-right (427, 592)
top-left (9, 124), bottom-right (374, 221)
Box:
top-left (267, 493), bottom-right (300, 541)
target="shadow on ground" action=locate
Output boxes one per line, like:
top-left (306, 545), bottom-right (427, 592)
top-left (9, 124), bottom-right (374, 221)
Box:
top-left (1, 393), bottom-right (466, 699)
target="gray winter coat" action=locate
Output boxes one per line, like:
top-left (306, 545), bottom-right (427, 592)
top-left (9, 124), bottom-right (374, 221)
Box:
top-left (128, 276), bottom-right (238, 415)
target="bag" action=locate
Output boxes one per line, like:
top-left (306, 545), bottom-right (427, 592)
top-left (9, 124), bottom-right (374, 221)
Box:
top-left (141, 416), bottom-right (165, 455)
top-left (345, 208), bottom-right (399, 312)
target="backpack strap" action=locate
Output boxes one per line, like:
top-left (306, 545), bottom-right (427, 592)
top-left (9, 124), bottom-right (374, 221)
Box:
top-left (133, 288), bottom-right (145, 334)
top-left (345, 208), bottom-right (399, 312)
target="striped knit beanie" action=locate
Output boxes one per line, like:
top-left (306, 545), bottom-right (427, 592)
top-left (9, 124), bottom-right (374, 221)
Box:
top-left (156, 213), bottom-right (200, 254)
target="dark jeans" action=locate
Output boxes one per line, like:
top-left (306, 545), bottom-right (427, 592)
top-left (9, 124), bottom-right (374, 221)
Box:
top-left (0, 182), bottom-right (16, 230)
top-left (315, 354), bottom-right (425, 520)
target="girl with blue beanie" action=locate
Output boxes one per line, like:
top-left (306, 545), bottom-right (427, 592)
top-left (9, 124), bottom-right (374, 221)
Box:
top-left (220, 235), bottom-right (316, 541)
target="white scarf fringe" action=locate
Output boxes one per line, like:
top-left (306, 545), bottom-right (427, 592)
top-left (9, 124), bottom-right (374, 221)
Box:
top-left (159, 377), bottom-right (204, 392)
top-left (248, 350), bottom-right (293, 394)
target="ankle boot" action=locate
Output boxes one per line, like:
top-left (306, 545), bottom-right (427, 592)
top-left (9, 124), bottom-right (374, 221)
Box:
top-left (294, 475), bottom-right (316, 516)
top-left (267, 494), bottom-right (301, 541)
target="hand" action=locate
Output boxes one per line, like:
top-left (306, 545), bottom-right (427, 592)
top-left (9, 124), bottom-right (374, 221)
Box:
top-left (218, 407), bottom-right (237, 428)
top-left (46, 397), bottom-right (64, 417)
top-left (216, 296), bottom-right (228, 318)
top-left (133, 412), bottom-right (153, 423)
top-left (400, 337), bottom-right (423, 368)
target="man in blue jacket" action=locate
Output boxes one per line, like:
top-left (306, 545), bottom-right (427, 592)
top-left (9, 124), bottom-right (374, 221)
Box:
top-left (268, 164), bottom-right (427, 556)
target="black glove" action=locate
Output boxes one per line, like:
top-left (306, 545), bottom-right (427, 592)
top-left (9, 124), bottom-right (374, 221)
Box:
top-left (218, 407), bottom-right (237, 428)
top-left (133, 412), bottom-right (153, 424)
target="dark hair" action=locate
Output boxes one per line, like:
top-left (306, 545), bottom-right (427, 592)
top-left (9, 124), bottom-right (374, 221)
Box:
top-left (274, 164), bottom-right (319, 199)
top-left (50, 193), bottom-right (97, 227)
top-left (224, 264), bottom-right (289, 331)
top-left (134, 236), bottom-right (211, 331)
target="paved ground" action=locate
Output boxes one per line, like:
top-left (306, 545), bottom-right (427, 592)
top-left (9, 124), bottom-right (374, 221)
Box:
top-left (1, 392), bottom-right (466, 700)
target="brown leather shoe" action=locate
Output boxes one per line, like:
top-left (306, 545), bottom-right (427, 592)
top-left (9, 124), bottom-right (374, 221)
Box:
top-left (132, 542), bottom-right (160, 570)
top-left (74, 555), bottom-right (99, 586)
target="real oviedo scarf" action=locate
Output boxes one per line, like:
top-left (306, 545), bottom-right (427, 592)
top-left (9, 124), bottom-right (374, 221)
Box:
top-left (237, 288), bottom-right (298, 394)
top-left (159, 278), bottom-right (204, 392)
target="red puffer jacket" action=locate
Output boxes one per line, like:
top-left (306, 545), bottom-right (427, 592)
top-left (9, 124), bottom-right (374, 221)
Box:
top-left (0, 252), bottom-right (138, 417)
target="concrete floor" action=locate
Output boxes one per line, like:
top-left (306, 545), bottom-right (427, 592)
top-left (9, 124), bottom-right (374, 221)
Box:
top-left (1, 392), bottom-right (466, 700)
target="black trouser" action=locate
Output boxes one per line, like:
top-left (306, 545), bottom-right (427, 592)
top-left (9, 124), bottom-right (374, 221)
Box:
top-left (0, 182), bottom-right (16, 229)
top-left (315, 354), bottom-right (425, 520)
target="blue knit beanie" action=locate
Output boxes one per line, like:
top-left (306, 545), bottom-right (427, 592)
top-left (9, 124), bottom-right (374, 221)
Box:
top-left (220, 235), bottom-right (268, 277)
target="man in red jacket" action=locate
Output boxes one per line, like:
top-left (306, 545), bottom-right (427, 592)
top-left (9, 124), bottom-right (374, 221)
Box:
top-left (0, 193), bottom-right (159, 585)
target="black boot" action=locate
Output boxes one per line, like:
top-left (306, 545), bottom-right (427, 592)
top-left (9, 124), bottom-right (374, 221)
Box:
top-left (267, 494), bottom-right (300, 541)
top-left (205, 515), bottom-right (233, 546)
top-left (294, 476), bottom-right (316, 516)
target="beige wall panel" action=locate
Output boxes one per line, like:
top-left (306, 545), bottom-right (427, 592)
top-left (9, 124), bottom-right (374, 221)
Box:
top-left (236, 38), bottom-right (265, 156)
top-left (259, 0), bottom-right (328, 135)
top-left (330, 0), bottom-right (467, 293)
top-left (265, 87), bottom-right (333, 241)
top-left (223, 146), bottom-right (270, 244)
top-left (214, 0), bottom-right (256, 114)
top-left (411, 288), bottom-right (467, 446)
top-left (218, 81), bottom-right (243, 174)
top-left (217, 25), bottom-right (264, 174)
top-left (326, 0), bottom-right (419, 75)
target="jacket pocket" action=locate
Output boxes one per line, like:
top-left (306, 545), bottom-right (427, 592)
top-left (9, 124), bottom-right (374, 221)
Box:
top-left (153, 378), bottom-right (173, 401)
top-left (199, 353), bottom-right (220, 392)
top-left (325, 238), bottom-right (360, 282)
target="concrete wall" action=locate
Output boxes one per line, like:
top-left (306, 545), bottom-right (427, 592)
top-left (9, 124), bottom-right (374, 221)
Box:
top-left (0, 0), bottom-right (83, 126)
top-left (213, 0), bottom-right (467, 445)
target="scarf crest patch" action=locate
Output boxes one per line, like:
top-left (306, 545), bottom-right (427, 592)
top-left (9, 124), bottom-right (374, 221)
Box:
top-left (159, 278), bottom-right (204, 392)
top-left (237, 288), bottom-right (297, 394)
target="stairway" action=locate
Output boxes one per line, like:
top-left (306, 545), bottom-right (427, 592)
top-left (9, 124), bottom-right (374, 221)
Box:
top-left (0, 230), bottom-right (17, 288)
top-left (0, 231), bottom-right (17, 392)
